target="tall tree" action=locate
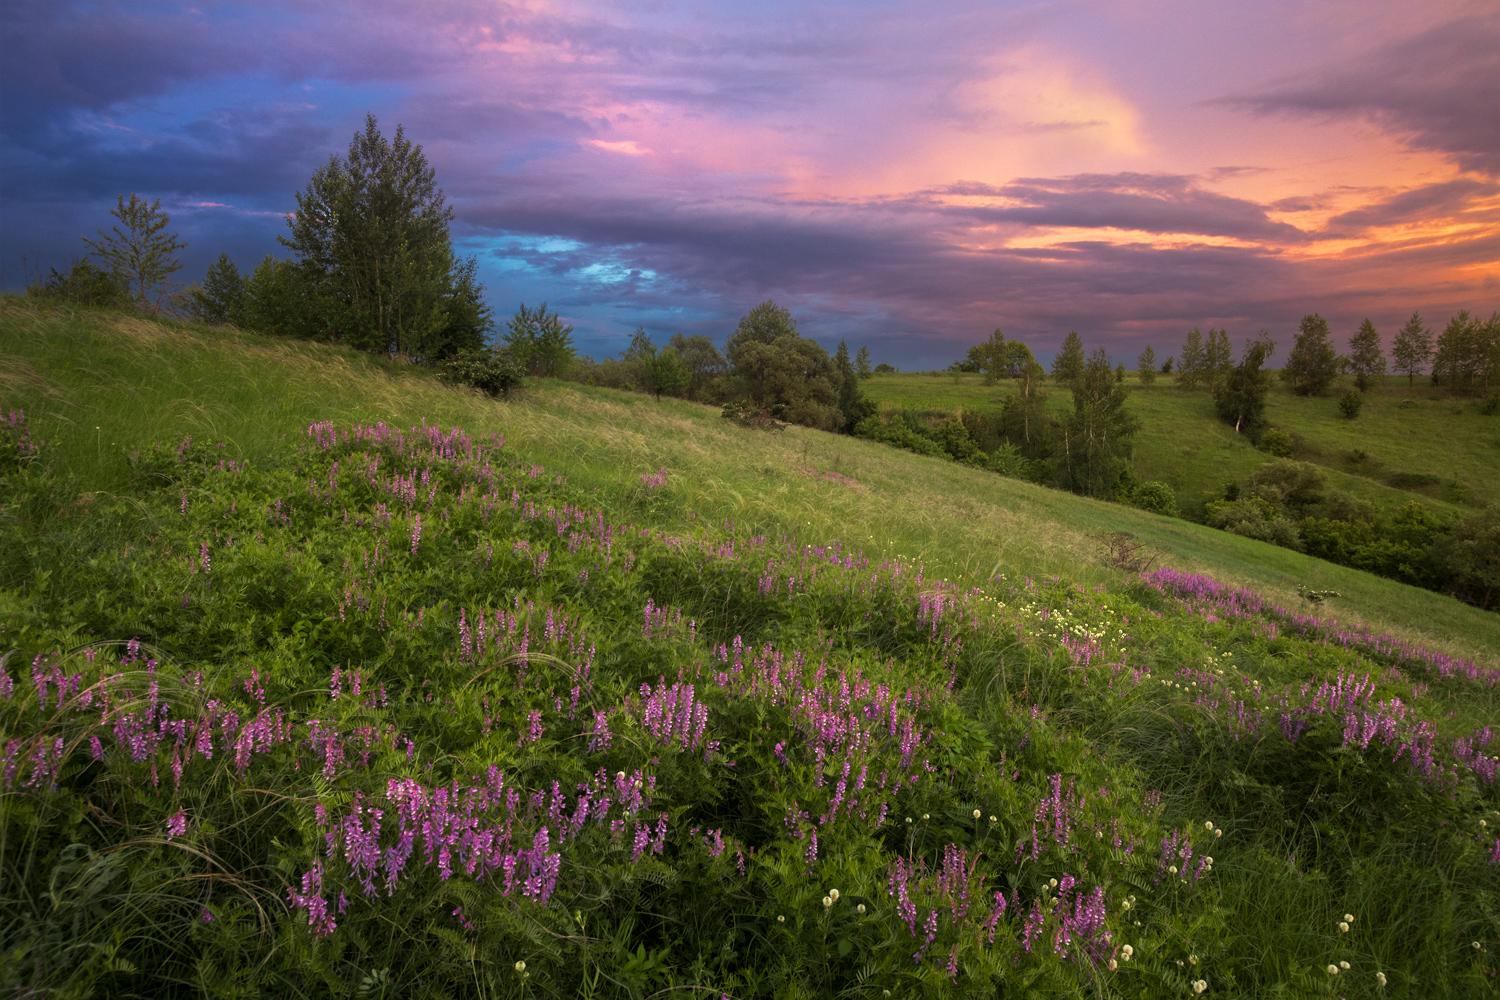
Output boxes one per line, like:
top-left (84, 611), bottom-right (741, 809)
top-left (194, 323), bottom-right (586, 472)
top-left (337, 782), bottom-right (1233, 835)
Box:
top-left (1282, 313), bottom-right (1340, 396)
top-left (1176, 328), bottom-right (1206, 389)
top-left (1392, 312), bottom-right (1433, 389)
top-left (834, 339), bottom-right (873, 431)
top-left (82, 193), bottom-right (186, 314)
top-left (504, 303), bottom-right (575, 377)
top-left (1051, 330), bottom-right (1085, 386)
top-left (1214, 335), bottom-right (1276, 435)
top-left (726, 300), bottom-right (798, 357)
top-left (1136, 344), bottom-right (1158, 386)
top-left (1346, 318), bottom-right (1387, 391)
top-left (855, 345), bottom-right (873, 379)
top-left (1204, 328), bottom-right (1234, 390)
top-left (1059, 347), bottom-right (1139, 497)
top-left (280, 114), bottom-right (489, 358)
top-left (190, 253), bottom-right (246, 325)
top-left (1432, 310), bottom-right (1499, 395)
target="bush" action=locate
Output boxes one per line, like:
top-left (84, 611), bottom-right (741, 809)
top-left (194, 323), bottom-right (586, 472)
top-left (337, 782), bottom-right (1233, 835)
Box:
top-left (1205, 498), bottom-right (1305, 551)
top-left (1128, 480), bottom-right (1177, 516)
top-left (1338, 390), bottom-right (1364, 419)
top-left (1481, 393), bottom-right (1500, 416)
top-left (26, 259), bottom-right (132, 310)
top-left (1257, 427), bottom-right (1294, 457)
top-left (853, 414), bottom-right (945, 457)
top-left (437, 350), bottom-right (523, 398)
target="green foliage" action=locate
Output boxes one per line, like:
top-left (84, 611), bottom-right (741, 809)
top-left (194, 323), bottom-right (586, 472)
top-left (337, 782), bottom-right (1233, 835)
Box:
top-left (1338, 390), bottom-right (1364, 420)
top-left (855, 345), bottom-right (873, 379)
top-left (240, 255), bottom-right (323, 339)
top-left (504, 303), bottom-right (576, 377)
top-left (641, 341), bottom-right (690, 401)
top-left (1432, 310), bottom-right (1500, 396)
top-left (853, 413), bottom-right (946, 458)
top-left (1128, 480), bottom-right (1177, 516)
top-left (190, 252), bottom-right (247, 325)
top-left (1203, 328), bottom-right (1233, 391)
top-left (1258, 427), bottom-right (1294, 458)
top-left (668, 333), bottom-right (727, 400)
top-left (1059, 347), bottom-right (1140, 498)
top-left (1137, 344), bottom-right (1158, 386)
top-left (1214, 335), bottom-right (1276, 436)
top-left (1392, 312), bottom-right (1433, 389)
top-left (1436, 504), bottom-right (1500, 610)
top-left (25, 258), bottom-right (132, 310)
top-left (1282, 314), bottom-right (1340, 396)
top-left (279, 114), bottom-right (490, 358)
top-left (1347, 318), bottom-right (1387, 391)
top-left (726, 304), bottom-right (843, 431)
top-left (437, 349), bottom-right (524, 397)
top-left (1160, 355), bottom-right (1174, 374)
top-left (1050, 330), bottom-right (1085, 386)
top-left (873, 362), bottom-right (897, 374)
top-left (1176, 328), bottom-right (1206, 390)
top-left (80, 193), bottom-right (186, 314)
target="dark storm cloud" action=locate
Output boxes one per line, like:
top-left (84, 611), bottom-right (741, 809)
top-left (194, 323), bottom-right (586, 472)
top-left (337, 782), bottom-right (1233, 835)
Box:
top-left (1227, 12), bottom-right (1500, 176)
top-left (933, 174), bottom-right (1309, 243)
top-left (1324, 179), bottom-right (1500, 234)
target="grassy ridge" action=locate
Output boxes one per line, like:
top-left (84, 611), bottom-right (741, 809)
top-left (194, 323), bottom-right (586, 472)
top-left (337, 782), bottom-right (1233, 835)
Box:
top-left (3, 300), bottom-right (1495, 666)
top-left (2, 300), bottom-right (1498, 998)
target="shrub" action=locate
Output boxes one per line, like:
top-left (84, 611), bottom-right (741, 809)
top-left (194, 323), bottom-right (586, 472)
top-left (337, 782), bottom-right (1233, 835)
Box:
top-left (1129, 480), bottom-right (1177, 516)
top-left (1257, 427), bottom-right (1294, 457)
top-left (1481, 393), bottom-right (1500, 415)
top-left (25, 259), bottom-right (132, 310)
top-left (438, 350), bottom-right (524, 398)
top-left (853, 414), bottom-right (944, 457)
top-left (1338, 390), bottom-right (1364, 419)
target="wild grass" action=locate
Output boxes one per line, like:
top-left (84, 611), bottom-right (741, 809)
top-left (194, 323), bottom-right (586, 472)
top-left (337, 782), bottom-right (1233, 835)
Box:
top-left (1, 300), bottom-right (1498, 998)
top-left (3, 298), bottom-right (1496, 667)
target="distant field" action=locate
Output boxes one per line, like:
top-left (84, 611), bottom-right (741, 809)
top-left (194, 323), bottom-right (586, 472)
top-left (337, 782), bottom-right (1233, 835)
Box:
top-left (862, 371), bottom-right (1500, 517)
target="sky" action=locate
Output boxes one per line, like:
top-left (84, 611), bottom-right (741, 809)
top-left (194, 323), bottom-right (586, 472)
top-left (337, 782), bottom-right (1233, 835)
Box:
top-left (2, 0), bottom-right (1497, 368)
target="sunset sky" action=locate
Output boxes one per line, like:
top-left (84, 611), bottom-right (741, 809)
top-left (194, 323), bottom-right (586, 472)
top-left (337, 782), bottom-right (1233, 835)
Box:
top-left (3, 0), bottom-right (1496, 366)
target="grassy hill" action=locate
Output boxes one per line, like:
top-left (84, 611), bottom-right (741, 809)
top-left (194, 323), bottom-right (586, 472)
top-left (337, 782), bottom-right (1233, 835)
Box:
top-left (862, 370), bottom-right (1499, 521)
top-left (2, 299), bottom-right (1497, 998)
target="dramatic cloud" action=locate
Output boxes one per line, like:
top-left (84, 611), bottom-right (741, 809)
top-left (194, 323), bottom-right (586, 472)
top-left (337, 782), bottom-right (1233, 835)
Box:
top-left (3, 1), bottom-right (1496, 366)
top-left (1228, 11), bottom-right (1500, 177)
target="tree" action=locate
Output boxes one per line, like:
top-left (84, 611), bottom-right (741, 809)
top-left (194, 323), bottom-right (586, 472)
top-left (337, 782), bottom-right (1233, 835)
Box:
top-left (726, 300), bottom-right (798, 357)
top-left (1051, 330), bottom-right (1085, 386)
top-left (1391, 312), bottom-right (1433, 389)
top-left (239, 255), bottom-right (322, 339)
top-left (667, 333), bottom-right (727, 400)
top-left (834, 339), bottom-right (874, 431)
top-left (81, 193), bottom-right (186, 314)
top-left (280, 113), bottom-right (489, 358)
top-left (1432, 310), bottom-right (1499, 395)
top-left (504, 303), bottom-right (575, 377)
top-left (1176, 328), bottom-right (1206, 389)
top-left (999, 358), bottom-right (1050, 456)
top-left (967, 329), bottom-right (1039, 385)
top-left (1282, 313), bottom-right (1340, 396)
top-left (1059, 346), bottom-right (1140, 497)
top-left (1204, 328), bottom-right (1233, 390)
top-left (855, 345), bottom-right (873, 379)
top-left (1160, 355), bottom-right (1174, 374)
top-left (1346, 318), bottom-right (1387, 391)
top-left (725, 302), bottom-right (843, 430)
top-left (1137, 345), bottom-right (1158, 386)
top-left (639, 340), bottom-right (689, 401)
top-left (1214, 335), bottom-right (1276, 435)
top-left (191, 253), bottom-right (247, 325)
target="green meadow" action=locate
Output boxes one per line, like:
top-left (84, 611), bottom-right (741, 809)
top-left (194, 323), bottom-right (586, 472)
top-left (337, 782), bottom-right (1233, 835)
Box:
top-left (862, 370), bottom-right (1499, 520)
top-left (2, 299), bottom-right (1497, 998)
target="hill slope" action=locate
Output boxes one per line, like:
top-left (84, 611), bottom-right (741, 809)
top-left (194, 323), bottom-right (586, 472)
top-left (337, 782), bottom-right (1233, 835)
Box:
top-left (1, 300), bottom-right (1497, 998)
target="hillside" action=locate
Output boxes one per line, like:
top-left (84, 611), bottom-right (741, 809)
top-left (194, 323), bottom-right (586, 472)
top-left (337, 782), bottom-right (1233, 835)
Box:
top-left (2, 299), bottom-right (1498, 998)
top-left (862, 371), bottom-right (1499, 519)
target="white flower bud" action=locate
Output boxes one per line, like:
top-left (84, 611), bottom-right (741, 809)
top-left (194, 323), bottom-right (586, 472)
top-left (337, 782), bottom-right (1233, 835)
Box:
top-left (1344, 913), bottom-right (1354, 923)
top-left (973, 809), bottom-right (982, 819)
top-left (777, 915), bottom-right (785, 923)
top-left (514, 961), bottom-right (526, 973)
top-left (857, 903), bottom-right (866, 914)
top-left (1375, 971), bottom-right (1387, 987)
top-left (1204, 821), bottom-right (1214, 831)
top-left (1339, 922), bottom-right (1349, 933)
top-left (822, 896), bottom-right (832, 908)
top-left (1120, 945), bottom-right (1133, 960)
top-left (1327, 965), bottom-right (1339, 975)
top-left (829, 889), bottom-right (839, 902)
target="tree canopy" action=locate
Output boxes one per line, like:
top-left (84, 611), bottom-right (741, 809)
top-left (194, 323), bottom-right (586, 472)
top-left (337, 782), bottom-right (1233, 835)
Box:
top-left (1282, 313), bottom-right (1340, 396)
top-left (81, 194), bottom-right (186, 314)
top-left (279, 114), bottom-right (490, 358)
